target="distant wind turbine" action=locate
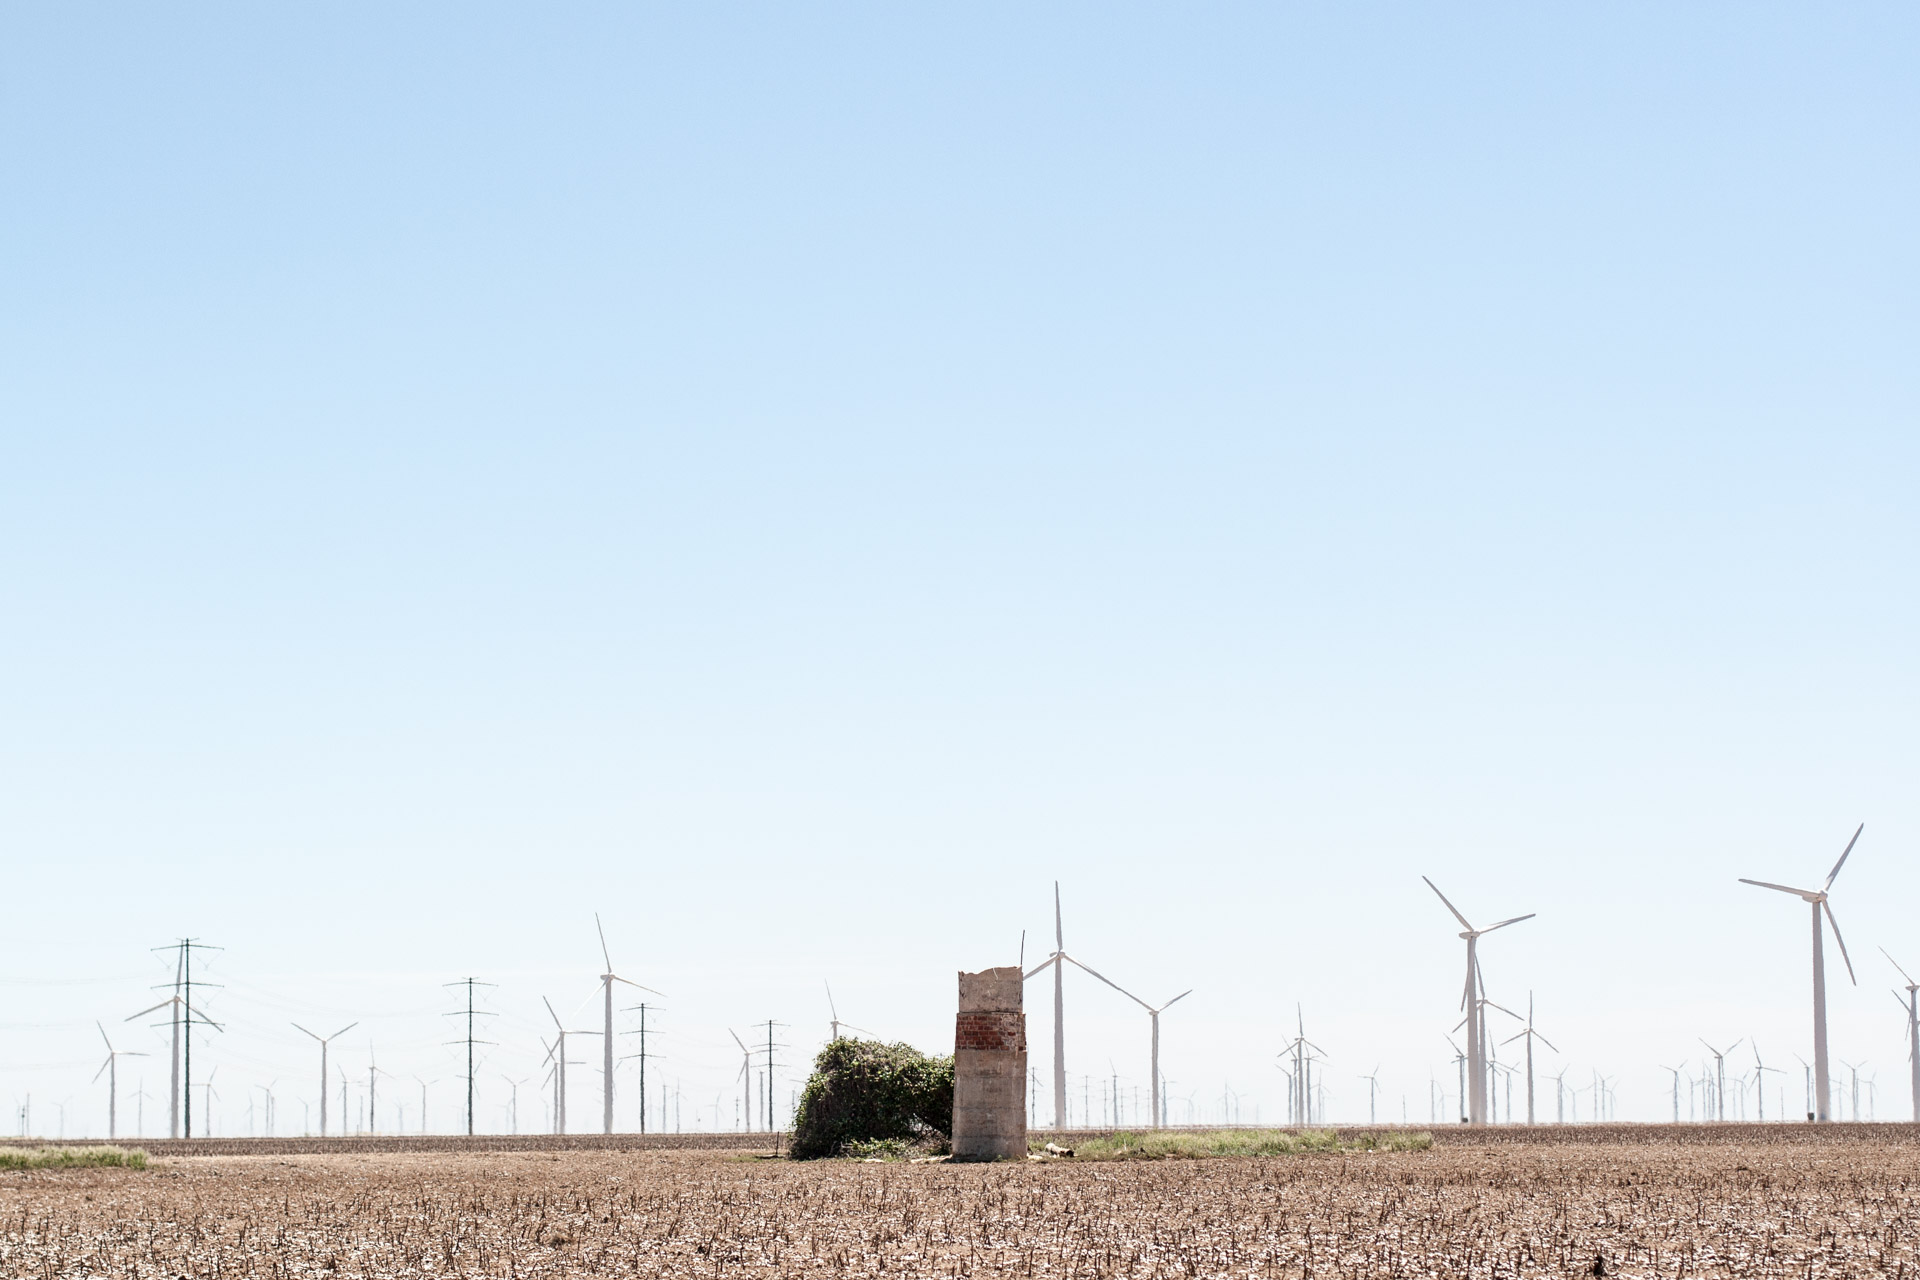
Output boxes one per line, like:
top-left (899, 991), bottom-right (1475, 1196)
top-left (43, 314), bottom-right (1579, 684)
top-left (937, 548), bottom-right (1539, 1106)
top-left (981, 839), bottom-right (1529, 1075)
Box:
top-left (1699, 1038), bottom-right (1742, 1122)
top-left (541, 996), bottom-right (599, 1135)
top-left (91, 1023), bottom-right (146, 1141)
top-left (825, 984), bottom-right (872, 1042)
top-left (728, 1029), bottom-right (756, 1131)
top-left (1054, 959), bottom-right (1190, 1130)
top-left (1739, 822), bottom-right (1863, 1123)
top-left (594, 914), bottom-right (663, 1136)
top-left (1883, 948), bottom-right (1920, 1122)
top-left (1659, 1063), bottom-right (1684, 1124)
top-left (1499, 993), bottom-right (1556, 1125)
top-left (291, 1022), bottom-right (357, 1137)
top-left (1423, 876), bottom-right (1534, 1125)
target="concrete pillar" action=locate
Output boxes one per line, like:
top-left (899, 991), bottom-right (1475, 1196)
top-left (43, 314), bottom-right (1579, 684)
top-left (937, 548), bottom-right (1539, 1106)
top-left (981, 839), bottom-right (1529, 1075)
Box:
top-left (952, 966), bottom-right (1027, 1161)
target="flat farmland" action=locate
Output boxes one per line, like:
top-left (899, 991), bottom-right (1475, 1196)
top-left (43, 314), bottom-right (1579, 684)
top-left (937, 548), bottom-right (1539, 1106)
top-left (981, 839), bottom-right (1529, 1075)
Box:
top-left (3, 1127), bottom-right (1918, 1278)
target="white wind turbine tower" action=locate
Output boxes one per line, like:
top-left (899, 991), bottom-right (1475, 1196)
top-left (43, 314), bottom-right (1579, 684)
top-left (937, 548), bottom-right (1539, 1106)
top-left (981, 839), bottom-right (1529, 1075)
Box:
top-left (1740, 822), bottom-right (1863, 1123)
top-left (1882, 948), bottom-right (1920, 1122)
top-left (1699, 1038), bottom-right (1742, 1122)
top-left (1423, 876), bottom-right (1534, 1125)
top-left (291, 1022), bottom-right (357, 1137)
top-left (542, 996), bottom-right (600, 1135)
top-left (92, 1023), bottom-right (146, 1141)
top-left (125, 949), bottom-right (185, 1139)
top-left (1280, 1009), bottom-right (1325, 1127)
top-left (1499, 993), bottom-right (1556, 1125)
top-left (1359, 1066), bottom-right (1381, 1126)
top-left (728, 1030), bottom-right (755, 1131)
top-left (1019, 882), bottom-right (1071, 1128)
top-left (594, 914), bottom-right (664, 1136)
top-left (1660, 1063), bottom-right (1684, 1124)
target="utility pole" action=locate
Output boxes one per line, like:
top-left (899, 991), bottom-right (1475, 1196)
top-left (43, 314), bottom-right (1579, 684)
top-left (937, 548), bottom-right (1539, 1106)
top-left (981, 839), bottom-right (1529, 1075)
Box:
top-left (763, 1020), bottom-right (787, 1131)
top-left (623, 1003), bottom-right (660, 1133)
top-left (443, 979), bottom-right (497, 1136)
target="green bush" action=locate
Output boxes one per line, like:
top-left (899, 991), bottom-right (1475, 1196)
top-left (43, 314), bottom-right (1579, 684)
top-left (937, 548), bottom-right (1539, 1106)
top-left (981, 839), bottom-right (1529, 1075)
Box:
top-left (789, 1038), bottom-right (954, 1160)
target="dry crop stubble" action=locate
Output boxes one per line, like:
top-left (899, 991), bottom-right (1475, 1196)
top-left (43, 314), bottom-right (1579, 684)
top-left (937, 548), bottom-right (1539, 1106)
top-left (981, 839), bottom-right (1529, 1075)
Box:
top-left (1, 1133), bottom-right (1918, 1277)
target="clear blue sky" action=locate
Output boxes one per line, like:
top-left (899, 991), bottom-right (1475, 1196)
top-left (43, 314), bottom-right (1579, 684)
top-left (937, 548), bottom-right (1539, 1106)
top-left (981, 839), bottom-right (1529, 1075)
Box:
top-left (2, 4), bottom-right (1916, 1136)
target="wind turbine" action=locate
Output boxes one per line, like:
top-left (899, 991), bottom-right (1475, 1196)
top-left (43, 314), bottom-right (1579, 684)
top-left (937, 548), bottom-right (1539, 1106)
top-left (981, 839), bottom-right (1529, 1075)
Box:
top-left (1499, 993), bottom-right (1557, 1125)
top-left (1699, 1039), bottom-right (1742, 1122)
top-left (825, 983), bottom-right (872, 1042)
top-left (1739, 822), bottom-right (1863, 1122)
top-left (125, 948), bottom-right (186, 1139)
top-left (366, 1043), bottom-right (393, 1135)
top-left (1842, 1059), bottom-right (1865, 1122)
top-left (728, 1029), bottom-right (754, 1131)
top-left (1660, 1063), bottom-right (1684, 1124)
top-left (1280, 1009), bottom-right (1325, 1126)
top-left (1053, 958), bottom-right (1191, 1130)
top-left (413, 1076), bottom-right (436, 1134)
top-left (593, 914), bottom-right (663, 1135)
top-left (541, 996), bottom-right (599, 1135)
top-left (92, 1023), bottom-right (146, 1141)
top-left (1423, 877), bottom-right (1534, 1124)
top-left (1883, 948), bottom-right (1920, 1122)
top-left (291, 1022), bottom-right (357, 1137)
top-left (1359, 1066), bottom-right (1381, 1126)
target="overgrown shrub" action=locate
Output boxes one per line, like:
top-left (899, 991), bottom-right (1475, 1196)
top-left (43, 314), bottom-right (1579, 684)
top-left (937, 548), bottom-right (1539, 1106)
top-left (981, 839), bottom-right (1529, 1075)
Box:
top-left (789, 1039), bottom-right (954, 1159)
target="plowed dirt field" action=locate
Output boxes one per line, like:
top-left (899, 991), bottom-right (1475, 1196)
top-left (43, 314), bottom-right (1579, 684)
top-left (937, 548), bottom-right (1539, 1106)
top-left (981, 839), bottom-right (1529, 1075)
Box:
top-left (2, 1128), bottom-right (1916, 1277)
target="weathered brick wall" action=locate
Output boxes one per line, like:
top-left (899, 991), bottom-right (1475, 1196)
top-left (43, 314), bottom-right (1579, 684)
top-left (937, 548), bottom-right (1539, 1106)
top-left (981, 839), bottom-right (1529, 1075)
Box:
top-left (952, 965), bottom-right (1027, 1161)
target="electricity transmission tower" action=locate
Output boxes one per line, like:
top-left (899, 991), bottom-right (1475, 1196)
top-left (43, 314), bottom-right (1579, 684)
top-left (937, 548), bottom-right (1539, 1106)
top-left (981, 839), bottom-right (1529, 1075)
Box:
top-left (442, 978), bottom-right (497, 1135)
top-left (143, 940), bottom-right (222, 1138)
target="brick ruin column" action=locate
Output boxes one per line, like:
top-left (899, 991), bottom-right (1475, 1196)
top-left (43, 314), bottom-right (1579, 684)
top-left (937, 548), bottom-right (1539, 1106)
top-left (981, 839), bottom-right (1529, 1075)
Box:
top-left (952, 966), bottom-right (1027, 1160)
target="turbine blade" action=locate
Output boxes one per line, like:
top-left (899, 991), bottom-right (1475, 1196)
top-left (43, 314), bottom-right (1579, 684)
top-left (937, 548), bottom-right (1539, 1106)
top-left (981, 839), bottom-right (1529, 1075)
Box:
top-left (611, 976), bottom-right (665, 996)
top-left (1824, 901), bottom-right (1858, 985)
top-left (596, 912), bottom-right (613, 973)
top-left (292, 1022), bottom-right (320, 1042)
top-left (126, 1001), bottom-right (172, 1022)
top-left (1739, 878), bottom-right (1818, 898)
top-left (1055, 881), bottom-right (1064, 950)
top-left (729, 1028), bottom-right (748, 1053)
top-left (96, 1021), bottom-right (112, 1052)
top-left (1535, 1032), bottom-right (1559, 1054)
top-left (1824, 822), bottom-right (1865, 892)
top-left (1881, 947), bottom-right (1916, 988)
top-left (1158, 990), bottom-right (1194, 1012)
top-left (92, 1056), bottom-right (111, 1084)
top-left (1480, 913), bottom-right (1536, 934)
top-left (543, 996), bottom-right (564, 1032)
top-left (332, 1023), bottom-right (358, 1040)
top-left (825, 982), bottom-right (839, 1022)
top-left (1022, 955), bottom-right (1062, 981)
top-left (1423, 877), bottom-right (1475, 931)
top-left (1063, 954), bottom-right (1153, 1011)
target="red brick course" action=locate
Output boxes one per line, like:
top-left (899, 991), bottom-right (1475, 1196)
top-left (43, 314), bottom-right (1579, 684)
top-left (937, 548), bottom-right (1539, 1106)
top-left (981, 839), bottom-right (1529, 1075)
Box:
top-left (955, 1011), bottom-right (1026, 1053)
